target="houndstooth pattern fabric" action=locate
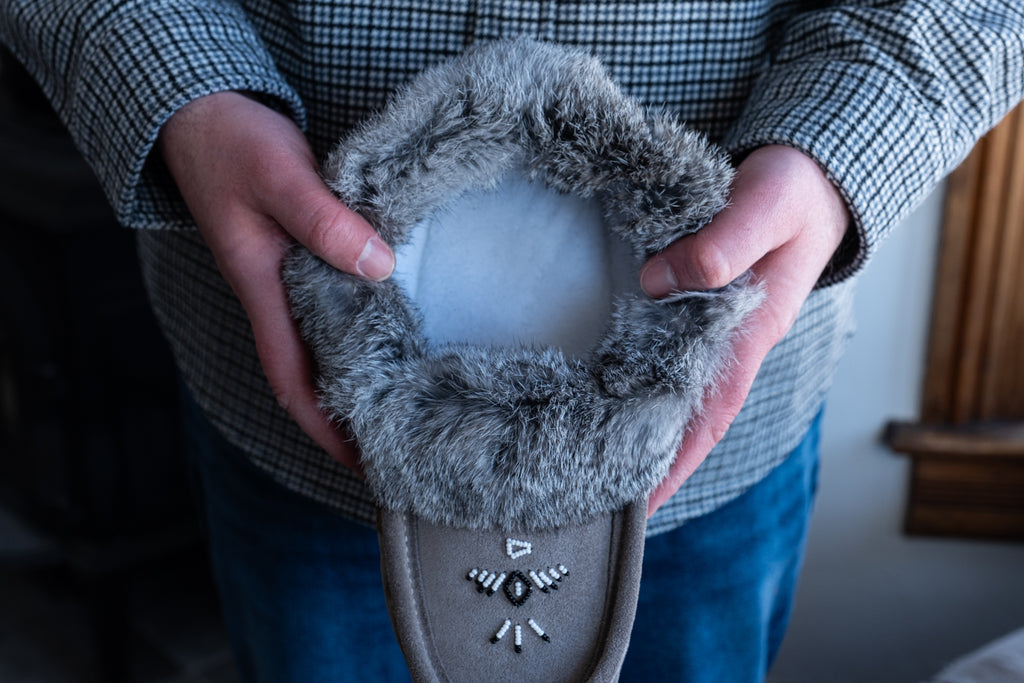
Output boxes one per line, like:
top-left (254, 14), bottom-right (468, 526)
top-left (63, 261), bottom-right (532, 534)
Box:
top-left (4, 0), bottom-right (1023, 534)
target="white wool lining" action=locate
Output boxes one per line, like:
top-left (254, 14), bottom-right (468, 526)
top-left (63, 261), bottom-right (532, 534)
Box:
top-left (392, 167), bottom-right (638, 358)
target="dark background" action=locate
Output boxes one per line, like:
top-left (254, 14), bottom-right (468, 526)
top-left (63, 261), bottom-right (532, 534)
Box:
top-left (0, 48), bottom-right (235, 683)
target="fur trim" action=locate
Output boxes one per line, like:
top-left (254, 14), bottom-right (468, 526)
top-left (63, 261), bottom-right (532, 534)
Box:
top-left (283, 37), bottom-right (762, 531)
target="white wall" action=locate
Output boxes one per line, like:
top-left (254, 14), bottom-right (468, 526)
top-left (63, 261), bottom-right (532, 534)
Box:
top-left (769, 184), bottom-right (1024, 683)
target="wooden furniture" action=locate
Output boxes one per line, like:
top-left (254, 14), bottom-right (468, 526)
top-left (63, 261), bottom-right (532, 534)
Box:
top-left (886, 104), bottom-right (1024, 541)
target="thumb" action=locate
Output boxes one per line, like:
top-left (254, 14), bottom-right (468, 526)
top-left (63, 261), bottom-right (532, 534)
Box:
top-left (269, 163), bottom-right (395, 281)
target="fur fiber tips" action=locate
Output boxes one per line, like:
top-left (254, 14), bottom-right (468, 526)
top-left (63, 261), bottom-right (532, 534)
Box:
top-left (283, 37), bottom-right (763, 531)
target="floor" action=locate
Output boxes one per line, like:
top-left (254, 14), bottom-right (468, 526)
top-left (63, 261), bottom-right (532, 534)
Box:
top-left (0, 508), bottom-right (238, 683)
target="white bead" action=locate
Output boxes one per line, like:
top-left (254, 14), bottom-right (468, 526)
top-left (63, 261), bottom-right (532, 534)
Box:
top-left (489, 572), bottom-right (507, 595)
top-left (506, 538), bottom-right (533, 559)
top-left (495, 619), bottom-right (511, 640)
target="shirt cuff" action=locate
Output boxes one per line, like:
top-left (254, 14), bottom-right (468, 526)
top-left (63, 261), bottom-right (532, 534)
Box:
top-left (720, 58), bottom-right (946, 286)
top-left (67, 1), bottom-right (306, 229)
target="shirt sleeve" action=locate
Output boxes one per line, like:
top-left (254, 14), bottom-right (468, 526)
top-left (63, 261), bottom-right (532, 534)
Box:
top-left (720, 0), bottom-right (1024, 285)
top-left (1, 0), bottom-right (306, 229)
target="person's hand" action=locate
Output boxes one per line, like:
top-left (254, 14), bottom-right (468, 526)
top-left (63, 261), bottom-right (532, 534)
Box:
top-left (642, 145), bottom-right (849, 516)
top-left (159, 91), bottom-right (395, 471)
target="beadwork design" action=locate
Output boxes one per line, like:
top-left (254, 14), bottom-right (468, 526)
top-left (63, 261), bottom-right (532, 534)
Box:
top-left (489, 617), bottom-right (552, 654)
top-left (491, 619), bottom-right (512, 644)
top-left (466, 566), bottom-right (570, 606)
top-left (506, 538), bottom-right (532, 559)
top-left (467, 568), bottom-right (510, 597)
top-left (528, 618), bottom-right (551, 643)
top-left (502, 571), bottom-right (533, 607)
top-left (467, 538), bottom-right (569, 654)
top-left (489, 572), bottom-right (508, 595)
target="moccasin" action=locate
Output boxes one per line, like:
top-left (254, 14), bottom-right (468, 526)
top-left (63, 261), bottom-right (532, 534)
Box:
top-left (284, 36), bottom-right (762, 682)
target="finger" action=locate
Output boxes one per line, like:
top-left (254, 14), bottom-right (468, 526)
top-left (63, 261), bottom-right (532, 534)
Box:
top-left (217, 215), bottom-right (363, 472)
top-left (645, 233), bottom-right (824, 517)
top-left (264, 161), bottom-right (395, 281)
top-left (646, 301), bottom-right (769, 516)
top-left (255, 306), bottom-right (363, 473)
top-left (640, 159), bottom-right (797, 297)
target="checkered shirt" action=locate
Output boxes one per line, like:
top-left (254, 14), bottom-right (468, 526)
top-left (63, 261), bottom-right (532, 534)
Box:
top-left (4, 0), bottom-right (1023, 534)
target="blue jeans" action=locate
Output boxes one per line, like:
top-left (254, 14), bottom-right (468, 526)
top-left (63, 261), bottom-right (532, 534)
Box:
top-left (183, 390), bottom-right (820, 682)
top-left (622, 413), bottom-right (821, 681)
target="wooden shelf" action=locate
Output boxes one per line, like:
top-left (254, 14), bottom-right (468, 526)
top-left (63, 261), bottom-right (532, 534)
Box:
top-left (887, 421), bottom-right (1024, 540)
top-left (886, 421), bottom-right (1024, 459)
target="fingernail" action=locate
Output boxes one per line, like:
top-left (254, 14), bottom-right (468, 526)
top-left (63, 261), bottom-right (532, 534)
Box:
top-left (640, 257), bottom-right (678, 297)
top-left (356, 237), bottom-right (395, 281)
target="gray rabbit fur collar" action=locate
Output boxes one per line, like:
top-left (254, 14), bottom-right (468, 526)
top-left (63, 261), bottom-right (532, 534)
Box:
top-left (283, 37), bottom-right (762, 531)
